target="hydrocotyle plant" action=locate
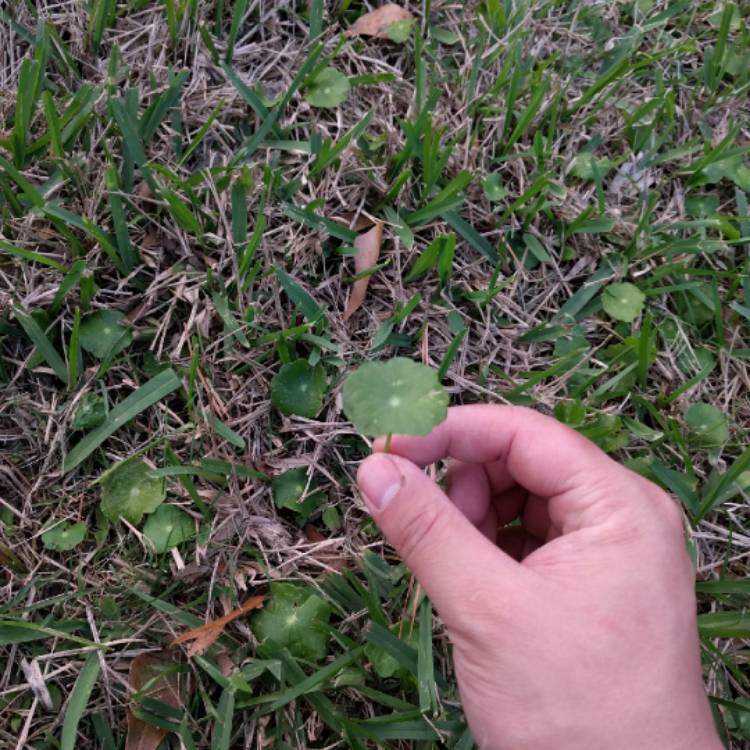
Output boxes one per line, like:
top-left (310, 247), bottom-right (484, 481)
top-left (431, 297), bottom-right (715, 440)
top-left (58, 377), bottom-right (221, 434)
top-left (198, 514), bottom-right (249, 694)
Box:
top-left (342, 357), bottom-right (448, 449)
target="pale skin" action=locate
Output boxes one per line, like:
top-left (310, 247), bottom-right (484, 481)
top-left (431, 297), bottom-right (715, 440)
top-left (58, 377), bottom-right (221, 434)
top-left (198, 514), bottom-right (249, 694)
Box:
top-left (357, 405), bottom-right (723, 750)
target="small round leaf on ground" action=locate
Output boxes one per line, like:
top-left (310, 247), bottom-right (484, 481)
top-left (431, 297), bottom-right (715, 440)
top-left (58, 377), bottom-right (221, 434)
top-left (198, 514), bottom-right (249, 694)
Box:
top-left (79, 310), bottom-right (133, 359)
top-left (251, 582), bottom-right (331, 662)
top-left (271, 360), bottom-right (327, 418)
top-left (342, 357), bottom-right (448, 437)
top-left (482, 173), bottom-right (507, 202)
top-left (100, 457), bottom-right (166, 525)
top-left (686, 402), bottom-right (730, 447)
top-left (143, 504), bottom-right (194, 553)
top-left (71, 392), bottom-right (106, 431)
top-left (601, 282), bottom-right (645, 323)
top-left (272, 468), bottom-right (325, 523)
top-left (304, 67), bottom-right (350, 109)
top-left (41, 521), bottom-right (87, 552)
top-left (385, 18), bottom-right (416, 42)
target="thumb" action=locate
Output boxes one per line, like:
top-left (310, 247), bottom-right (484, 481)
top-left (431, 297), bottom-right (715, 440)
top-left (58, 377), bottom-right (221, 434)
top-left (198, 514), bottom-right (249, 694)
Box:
top-left (357, 453), bottom-right (521, 620)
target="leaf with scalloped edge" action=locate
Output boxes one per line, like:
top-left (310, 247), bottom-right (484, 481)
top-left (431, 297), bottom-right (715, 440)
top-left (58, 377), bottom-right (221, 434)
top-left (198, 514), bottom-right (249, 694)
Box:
top-left (343, 358), bottom-right (448, 437)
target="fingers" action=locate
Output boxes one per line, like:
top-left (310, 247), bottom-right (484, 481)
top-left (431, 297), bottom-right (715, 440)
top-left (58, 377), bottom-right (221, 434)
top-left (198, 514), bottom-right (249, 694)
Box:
top-left (445, 461), bottom-right (490, 526)
top-left (376, 405), bottom-right (624, 499)
top-left (357, 453), bottom-right (526, 620)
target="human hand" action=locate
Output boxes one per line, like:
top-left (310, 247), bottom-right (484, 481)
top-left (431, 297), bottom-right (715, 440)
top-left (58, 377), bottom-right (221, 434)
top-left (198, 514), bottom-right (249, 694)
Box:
top-left (357, 405), bottom-right (721, 750)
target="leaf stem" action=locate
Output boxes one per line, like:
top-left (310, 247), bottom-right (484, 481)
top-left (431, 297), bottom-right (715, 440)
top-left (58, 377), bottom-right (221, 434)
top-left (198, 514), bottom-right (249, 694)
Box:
top-left (384, 433), bottom-right (392, 453)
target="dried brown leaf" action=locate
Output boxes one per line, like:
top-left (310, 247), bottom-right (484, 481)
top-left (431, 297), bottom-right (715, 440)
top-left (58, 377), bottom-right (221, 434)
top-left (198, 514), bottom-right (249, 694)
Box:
top-left (343, 221), bottom-right (383, 320)
top-left (169, 595), bottom-right (265, 658)
top-left (126, 652), bottom-right (183, 750)
top-left (345, 4), bottom-right (414, 37)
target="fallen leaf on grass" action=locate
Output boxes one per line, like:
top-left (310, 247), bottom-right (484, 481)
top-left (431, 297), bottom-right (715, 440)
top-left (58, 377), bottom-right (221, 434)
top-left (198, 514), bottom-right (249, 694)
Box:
top-left (343, 221), bottom-right (383, 320)
top-left (170, 596), bottom-right (266, 657)
top-left (126, 652), bottom-right (182, 750)
top-left (346, 4), bottom-right (414, 37)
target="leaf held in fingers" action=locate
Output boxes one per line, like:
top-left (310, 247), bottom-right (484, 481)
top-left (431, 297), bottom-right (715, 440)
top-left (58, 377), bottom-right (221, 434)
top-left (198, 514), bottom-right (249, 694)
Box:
top-left (170, 596), bottom-right (265, 658)
top-left (344, 221), bottom-right (383, 320)
top-left (343, 358), bottom-right (448, 437)
top-left (126, 652), bottom-right (183, 750)
top-left (346, 4), bottom-right (414, 38)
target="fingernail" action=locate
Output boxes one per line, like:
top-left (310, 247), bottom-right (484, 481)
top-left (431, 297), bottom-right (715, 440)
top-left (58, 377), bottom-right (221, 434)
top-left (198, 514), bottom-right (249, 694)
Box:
top-left (359, 454), bottom-right (403, 513)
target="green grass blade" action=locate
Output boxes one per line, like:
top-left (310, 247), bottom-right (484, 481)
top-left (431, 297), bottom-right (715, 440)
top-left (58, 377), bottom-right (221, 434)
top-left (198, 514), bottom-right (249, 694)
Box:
top-left (14, 306), bottom-right (68, 383)
top-left (697, 445), bottom-right (750, 521)
top-left (63, 368), bottom-right (183, 473)
top-left (105, 165), bottom-right (137, 271)
top-left (42, 90), bottom-right (64, 158)
top-left (442, 210), bottom-right (498, 262)
top-left (60, 651), bottom-right (101, 750)
top-left (225, 0), bottom-right (249, 63)
top-left (211, 687), bottom-right (235, 750)
top-left (221, 67), bottom-right (272, 125)
top-left (67, 307), bottom-right (81, 390)
top-left (276, 267), bottom-right (325, 322)
top-left (311, 112), bottom-right (372, 177)
top-left (417, 599), bottom-right (436, 715)
top-left (232, 41), bottom-right (324, 164)
top-left (309, 0), bottom-right (324, 40)
top-left (0, 239), bottom-right (66, 271)
top-left (208, 413), bottom-right (246, 450)
top-left (140, 71), bottom-right (189, 144)
top-left (698, 611), bottom-right (750, 639)
top-left (50, 260), bottom-right (87, 315)
top-left (178, 98), bottom-right (225, 166)
top-left (43, 204), bottom-right (125, 273)
top-left (404, 171), bottom-right (473, 227)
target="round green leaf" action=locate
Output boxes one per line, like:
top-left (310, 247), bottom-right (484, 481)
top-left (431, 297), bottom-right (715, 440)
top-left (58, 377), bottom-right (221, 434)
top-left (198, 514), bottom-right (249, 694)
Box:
top-left (601, 282), bottom-right (645, 323)
top-left (385, 18), bottom-right (416, 42)
top-left (686, 402), bottom-right (729, 447)
top-left (272, 468), bottom-right (325, 523)
top-left (72, 392), bottom-right (106, 431)
top-left (322, 506), bottom-right (341, 530)
top-left (79, 310), bottom-right (133, 359)
top-left (572, 152), bottom-right (613, 180)
top-left (271, 360), bottom-right (327, 418)
top-left (100, 457), bottom-right (166, 525)
top-left (143, 504), bottom-right (194, 553)
top-left (41, 521), bottom-right (87, 552)
top-left (342, 358), bottom-right (448, 437)
top-left (251, 583), bottom-right (331, 662)
top-left (304, 67), bottom-right (350, 109)
top-left (482, 173), bottom-right (507, 202)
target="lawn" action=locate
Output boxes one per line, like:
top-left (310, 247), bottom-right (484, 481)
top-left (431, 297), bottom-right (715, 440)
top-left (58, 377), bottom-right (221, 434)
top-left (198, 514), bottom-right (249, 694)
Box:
top-left (1, 0), bottom-right (749, 747)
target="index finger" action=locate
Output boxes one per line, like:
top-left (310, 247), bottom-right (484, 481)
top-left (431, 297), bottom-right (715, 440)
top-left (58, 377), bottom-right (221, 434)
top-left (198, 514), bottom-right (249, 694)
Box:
top-left (375, 404), bottom-right (624, 499)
